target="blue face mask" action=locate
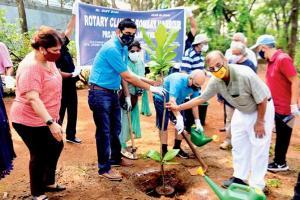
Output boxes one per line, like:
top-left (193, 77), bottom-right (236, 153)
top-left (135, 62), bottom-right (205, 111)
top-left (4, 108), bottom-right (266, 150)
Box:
top-left (258, 50), bottom-right (265, 59)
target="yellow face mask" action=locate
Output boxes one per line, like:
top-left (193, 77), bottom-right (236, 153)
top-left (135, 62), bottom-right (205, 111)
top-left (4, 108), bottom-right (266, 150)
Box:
top-left (211, 66), bottom-right (227, 79)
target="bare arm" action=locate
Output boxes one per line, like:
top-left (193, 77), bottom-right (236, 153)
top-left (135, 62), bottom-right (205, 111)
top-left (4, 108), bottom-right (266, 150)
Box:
top-left (120, 71), bottom-right (151, 90)
top-left (26, 90), bottom-right (63, 141)
top-left (288, 75), bottom-right (299, 105)
top-left (192, 105), bottom-right (199, 120)
top-left (60, 71), bottom-right (72, 79)
top-left (189, 16), bottom-right (197, 36)
top-left (179, 96), bottom-right (206, 111)
top-left (5, 67), bottom-right (14, 76)
top-left (65, 15), bottom-right (76, 39)
top-left (26, 91), bottom-right (53, 122)
top-left (121, 79), bottom-right (130, 97)
top-left (169, 97), bottom-right (181, 117)
top-left (255, 98), bottom-right (267, 138)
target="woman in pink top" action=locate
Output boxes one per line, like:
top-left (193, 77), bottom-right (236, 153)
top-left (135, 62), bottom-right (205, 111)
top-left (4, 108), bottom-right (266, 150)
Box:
top-left (10, 26), bottom-right (64, 200)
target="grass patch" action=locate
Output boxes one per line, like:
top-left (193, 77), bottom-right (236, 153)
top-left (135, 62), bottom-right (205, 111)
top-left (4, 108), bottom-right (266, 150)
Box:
top-left (266, 178), bottom-right (282, 188)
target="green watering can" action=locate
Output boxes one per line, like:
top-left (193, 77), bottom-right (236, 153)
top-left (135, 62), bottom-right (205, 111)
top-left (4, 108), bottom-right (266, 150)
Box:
top-left (190, 126), bottom-right (212, 147)
top-left (204, 175), bottom-right (266, 200)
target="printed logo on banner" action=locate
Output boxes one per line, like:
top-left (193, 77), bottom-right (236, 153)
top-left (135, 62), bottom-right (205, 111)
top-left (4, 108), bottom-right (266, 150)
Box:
top-left (76, 2), bottom-right (185, 67)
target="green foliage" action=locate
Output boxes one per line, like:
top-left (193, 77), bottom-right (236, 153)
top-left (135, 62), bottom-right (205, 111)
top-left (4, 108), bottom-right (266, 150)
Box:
top-left (266, 178), bottom-right (282, 188)
top-left (141, 24), bottom-right (179, 79)
top-left (147, 149), bottom-right (179, 164)
top-left (0, 9), bottom-right (32, 69)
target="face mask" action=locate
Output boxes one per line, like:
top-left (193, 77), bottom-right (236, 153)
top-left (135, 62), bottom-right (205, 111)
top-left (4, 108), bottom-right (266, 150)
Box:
top-left (120, 33), bottom-right (135, 46)
top-left (201, 44), bottom-right (209, 52)
top-left (258, 50), bottom-right (265, 59)
top-left (128, 52), bottom-right (140, 62)
top-left (190, 84), bottom-right (200, 90)
top-left (44, 50), bottom-right (61, 62)
top-left (211, 66), bottom-right (227, 79)
top-left (230, 55), bottom-right (242, 64)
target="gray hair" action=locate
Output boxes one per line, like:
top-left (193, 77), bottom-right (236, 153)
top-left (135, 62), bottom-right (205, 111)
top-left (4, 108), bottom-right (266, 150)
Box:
top-left (230, 41), bottom-right (247, 56)
top-left (232, 32), bottom-right (246, 43)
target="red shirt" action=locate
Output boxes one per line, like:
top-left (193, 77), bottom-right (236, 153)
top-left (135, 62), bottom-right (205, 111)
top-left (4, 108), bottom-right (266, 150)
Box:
top-left (266, 49), bottom-right (297, 115)
top-left (10, 52), bottom-right (62, 126)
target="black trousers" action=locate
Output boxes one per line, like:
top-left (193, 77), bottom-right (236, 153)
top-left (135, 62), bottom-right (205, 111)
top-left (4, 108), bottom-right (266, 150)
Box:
top-left (12, 123), bottom-right (63, 196)
top-left (274, 113), bottom-right (293, 165)
top-left (58, 81), bottom-right (78, 140)
top-left (294, 172), bottom-right (300, 200)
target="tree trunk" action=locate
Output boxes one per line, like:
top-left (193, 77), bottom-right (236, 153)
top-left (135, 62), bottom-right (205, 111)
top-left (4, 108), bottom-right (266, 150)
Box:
top-left (288, 0), bottom-right (299, 58)
top-left (16, 0), bottom-right (28, 33)
top-left (111, 0), bottom-right (118, 8)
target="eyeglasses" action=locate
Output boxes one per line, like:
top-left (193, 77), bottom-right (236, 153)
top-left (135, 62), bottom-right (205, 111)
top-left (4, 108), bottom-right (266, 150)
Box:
top-left (206, 63), bottom-right (223, 72)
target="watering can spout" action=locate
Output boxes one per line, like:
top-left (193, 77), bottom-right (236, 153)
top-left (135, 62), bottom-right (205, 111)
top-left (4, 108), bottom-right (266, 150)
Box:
top-left (204, 175), bottom-right (225, 199)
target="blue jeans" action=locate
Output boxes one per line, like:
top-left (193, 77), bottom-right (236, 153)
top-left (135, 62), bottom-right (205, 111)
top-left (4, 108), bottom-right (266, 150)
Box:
top-left (88, 89), bottom-right (122, 174)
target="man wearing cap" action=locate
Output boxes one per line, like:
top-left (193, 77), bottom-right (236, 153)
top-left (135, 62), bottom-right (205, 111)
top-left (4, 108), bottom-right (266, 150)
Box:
top-left (167, 51), bottom-right (274, 190)
top-left (225, 32), bottom-right (257, 67)
top-left (251, 35), bottom-right (300, 172)
top-left (180, 34), bottom-right (210, 74)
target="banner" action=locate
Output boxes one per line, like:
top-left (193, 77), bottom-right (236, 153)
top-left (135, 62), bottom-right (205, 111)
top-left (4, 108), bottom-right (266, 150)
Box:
top-left (76, 2), bottom-right (185, 67)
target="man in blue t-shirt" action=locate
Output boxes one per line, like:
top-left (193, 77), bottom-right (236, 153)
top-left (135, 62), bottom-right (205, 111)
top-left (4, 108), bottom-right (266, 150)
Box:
top-left (88, 18), bottom-right (165, 181)
top-left (153, 69), bottom-right (206, 158)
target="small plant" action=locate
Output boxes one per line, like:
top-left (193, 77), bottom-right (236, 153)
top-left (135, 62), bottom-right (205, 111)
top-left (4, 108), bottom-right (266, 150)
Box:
top-left (141, 23), bottom-right (179, 80)
top-left (266, 178), bottom-right (281, 188)
top-left (147, 149), bottom-right (179, 195)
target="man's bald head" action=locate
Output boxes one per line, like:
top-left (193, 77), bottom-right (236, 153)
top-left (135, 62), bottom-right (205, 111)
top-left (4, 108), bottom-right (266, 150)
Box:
top-left (205, 50), bottom-right (225, 67)
top-left (189, 69), bottom-right (206, 86)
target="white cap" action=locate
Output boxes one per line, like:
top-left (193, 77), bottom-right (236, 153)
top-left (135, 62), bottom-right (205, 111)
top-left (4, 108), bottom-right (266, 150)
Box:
top-left (192, 34), bottom-right (210, 45)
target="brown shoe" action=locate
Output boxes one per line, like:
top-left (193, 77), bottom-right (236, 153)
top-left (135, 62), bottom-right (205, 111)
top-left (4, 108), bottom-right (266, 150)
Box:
top-left (111, 158), bottom-right (134, 167)
top-left (99, 168), bottom-right (122, 181)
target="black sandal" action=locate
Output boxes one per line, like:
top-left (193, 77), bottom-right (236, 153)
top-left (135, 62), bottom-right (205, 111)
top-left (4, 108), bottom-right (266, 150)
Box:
top-left (45, 184), bottom-right (66, 192)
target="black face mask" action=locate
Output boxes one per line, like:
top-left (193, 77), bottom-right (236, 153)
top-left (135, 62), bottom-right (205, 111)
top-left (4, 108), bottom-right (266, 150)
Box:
top-left (120, 33), bottom-right (135, 46)
top-left (258, 50), bottom-right (265, 59)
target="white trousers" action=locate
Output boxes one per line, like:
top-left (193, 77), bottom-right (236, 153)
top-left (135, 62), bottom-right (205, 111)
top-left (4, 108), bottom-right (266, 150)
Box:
top-left (231, 100), bottom-right (274, 189)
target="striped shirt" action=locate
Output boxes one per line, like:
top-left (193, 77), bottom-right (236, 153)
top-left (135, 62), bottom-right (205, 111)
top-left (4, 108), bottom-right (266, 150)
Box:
top-left (180, 47), bottom-right (205, 73)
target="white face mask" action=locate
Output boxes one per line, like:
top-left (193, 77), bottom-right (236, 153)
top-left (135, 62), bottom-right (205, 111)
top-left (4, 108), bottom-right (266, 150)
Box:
top-left (230, 55), bottom-right (242, 64)
top-left (201, 44), bottom-right (209, 52)
top-left (128, 52), bottom-right (140, 63)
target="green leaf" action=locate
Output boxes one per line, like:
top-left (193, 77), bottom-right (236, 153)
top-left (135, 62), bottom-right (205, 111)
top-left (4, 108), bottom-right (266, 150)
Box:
top-left (163, 149), bottom-right (179, 161)
top-left (163, 29), bottom-right (179, 50)
top-left (155, 24), bottom-right (167, 49)
top-left (147, 150), bottom-right (161, 162)
top-left (163, 52), bottom-right (177, 62)
top-left (148, 60), bottom-right (160, 68)
top-left (141, 27), bottom-right (155, 50)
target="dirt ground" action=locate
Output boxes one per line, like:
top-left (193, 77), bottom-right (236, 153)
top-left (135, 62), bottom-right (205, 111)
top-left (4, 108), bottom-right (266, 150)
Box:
top-left (1, 68), bottom-right (300, 200)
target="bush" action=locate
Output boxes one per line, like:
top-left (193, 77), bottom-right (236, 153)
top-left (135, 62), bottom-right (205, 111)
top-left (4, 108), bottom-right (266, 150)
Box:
top-left (0, 9), bottom-right (32, 70)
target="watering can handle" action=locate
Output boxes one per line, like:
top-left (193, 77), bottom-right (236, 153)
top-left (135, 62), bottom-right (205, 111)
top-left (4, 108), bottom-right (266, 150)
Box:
top-left (229, 183), bottom-right (250, 192)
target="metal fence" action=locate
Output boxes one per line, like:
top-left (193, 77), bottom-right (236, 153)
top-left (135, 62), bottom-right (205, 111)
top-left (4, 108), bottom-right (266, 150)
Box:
top-left (25, 0), bottom-right (74, 9)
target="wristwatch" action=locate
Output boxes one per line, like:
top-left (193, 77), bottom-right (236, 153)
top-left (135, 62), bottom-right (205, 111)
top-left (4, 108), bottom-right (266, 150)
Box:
top-left (46, 119), bottom-right (54, 126)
